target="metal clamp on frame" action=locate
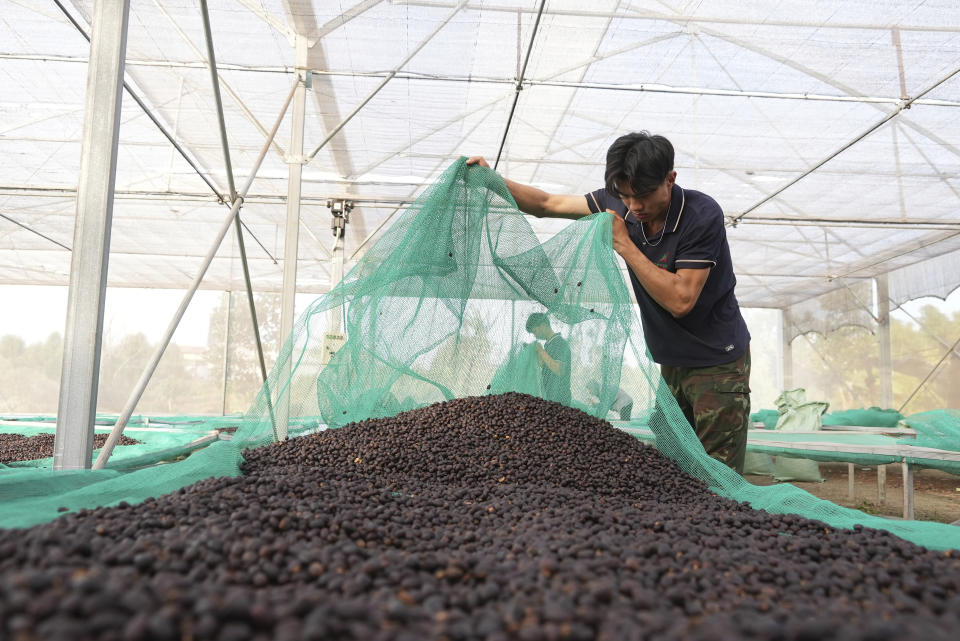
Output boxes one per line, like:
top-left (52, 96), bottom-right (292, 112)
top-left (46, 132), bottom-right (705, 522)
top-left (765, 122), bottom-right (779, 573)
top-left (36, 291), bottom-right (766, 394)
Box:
top-left (327, 198), bottom-right (354, 236)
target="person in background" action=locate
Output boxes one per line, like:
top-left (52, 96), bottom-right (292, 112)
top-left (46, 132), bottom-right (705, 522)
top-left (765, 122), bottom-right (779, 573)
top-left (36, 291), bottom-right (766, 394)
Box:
top-left (587, 380), bottom-right (633, 421)
top-left (525, 313), bottom-right (571, 406)
top-left (469, 131), bottom-right (751, 473)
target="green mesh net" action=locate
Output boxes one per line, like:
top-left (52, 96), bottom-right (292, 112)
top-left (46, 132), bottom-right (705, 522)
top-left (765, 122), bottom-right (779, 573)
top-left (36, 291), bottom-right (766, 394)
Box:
top-left (0, 415), bottom-right (246, 529)
top-left (0, 442), bottom-right (243, 530)
top-left (750, 408), bottom-right (779, 430)
top-left (2, 158), bottom-right (960, 551)
top-left (823, 407), bottom-right (905, 428)
top-left (0, 422), bottom-right (221, 469)
top-left (899, 409), bottom-right (960, 452)
top-left (234, 157), bottom-right (639, 446)
top-left (231, 158), bottom-right (960, 550)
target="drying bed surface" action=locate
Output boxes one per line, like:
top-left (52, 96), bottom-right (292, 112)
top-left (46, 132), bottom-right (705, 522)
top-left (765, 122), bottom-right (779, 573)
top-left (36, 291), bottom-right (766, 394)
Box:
top-left (1, 393), bottom-right (958, 640)
top-left (0, 433), bottom-right (140, 464)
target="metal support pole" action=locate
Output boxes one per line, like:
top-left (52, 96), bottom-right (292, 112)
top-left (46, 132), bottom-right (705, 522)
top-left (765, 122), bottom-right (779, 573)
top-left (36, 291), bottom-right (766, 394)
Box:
top-left (56, 0), bottom-right (278, 265)
top-left (902, 459), bottom-right (915, 520)
top-left (306, 0), bottom-right (467, 162)
top-left (234, 219), bottom-right (277, 433)
top-left (53, 0), bottom-right (130, 471)
top-left (53, 0), bottom-right (224, 201)
top-left (326, 200), bottom-right (352, 333)
top-left (898, 332), bottom-right (960, 414)
top-left (494, 0), bottom-right (547, 170)
top-left (732, 64), bottom-right (960, 225)
top-left (0, 213), bottom-right (71, 250)
top-left (347, 205), bottom-right (403, 261)
top-left (93, 79), bottom-right (298, 468)
top-left (781, 309), bottom-right (794, 390)
top-left (876, 275), bottom-right (893, 409)
top-left (199, 0), bottom-right (237, 203)
top-left (277, 37), bottom-right (309, 442)
top-left (898, 306), bottom-right (960, 362)
top-left (336, 223), bottom-right (344, 294)
top-left (200, 0), bottom-right (275, 433)
top-left (329, 228), bottom-right (343, 331)
top-left (220, 291), bottom-right (232, 415)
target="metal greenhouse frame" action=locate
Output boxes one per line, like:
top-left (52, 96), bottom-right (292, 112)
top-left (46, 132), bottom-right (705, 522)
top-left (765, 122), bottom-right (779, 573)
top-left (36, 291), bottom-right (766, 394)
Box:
top-left (0, 1), bottom-right (958, 470)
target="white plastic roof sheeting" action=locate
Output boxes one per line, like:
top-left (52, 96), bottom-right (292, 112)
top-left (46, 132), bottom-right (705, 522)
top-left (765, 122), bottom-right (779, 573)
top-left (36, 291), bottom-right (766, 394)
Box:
top-left (2, 0), bottom-right (959, 315)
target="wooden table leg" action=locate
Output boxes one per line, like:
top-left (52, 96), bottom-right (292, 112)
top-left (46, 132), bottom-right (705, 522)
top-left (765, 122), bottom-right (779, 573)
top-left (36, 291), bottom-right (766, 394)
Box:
top-left (902, 460), bottom-right (915, 520)
top-left (848, 463), bottom-right (856, 503)
top-left (877, 464), bottom-right (886, 505)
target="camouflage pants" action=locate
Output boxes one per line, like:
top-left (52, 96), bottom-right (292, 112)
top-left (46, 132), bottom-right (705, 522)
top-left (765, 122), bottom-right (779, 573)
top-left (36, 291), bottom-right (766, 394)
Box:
top-left (660, 347), bottom-right (751, 474)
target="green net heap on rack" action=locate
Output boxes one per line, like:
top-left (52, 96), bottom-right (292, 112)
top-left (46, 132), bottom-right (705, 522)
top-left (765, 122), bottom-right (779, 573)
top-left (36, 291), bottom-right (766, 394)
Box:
top-left (899, 409), bottom-right (960, 452)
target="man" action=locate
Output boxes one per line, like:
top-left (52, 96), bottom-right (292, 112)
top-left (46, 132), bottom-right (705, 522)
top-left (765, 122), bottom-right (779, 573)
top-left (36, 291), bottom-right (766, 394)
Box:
top-left (587, 380), bottom-right (633, 421)
top-left (467, 131), bottom-right (751, 473)
top-left (525, 313), bottom-right (571, 406)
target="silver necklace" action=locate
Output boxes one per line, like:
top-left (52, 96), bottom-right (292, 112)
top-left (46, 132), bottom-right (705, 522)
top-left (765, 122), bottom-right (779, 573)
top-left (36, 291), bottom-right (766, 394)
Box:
top-left (639, 188), bottom-right (684, 247)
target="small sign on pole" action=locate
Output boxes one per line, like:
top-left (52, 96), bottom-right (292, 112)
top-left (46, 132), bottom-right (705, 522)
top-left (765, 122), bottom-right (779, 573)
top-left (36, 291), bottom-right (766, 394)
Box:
top-left (321, 332), bottom-right (346, 365)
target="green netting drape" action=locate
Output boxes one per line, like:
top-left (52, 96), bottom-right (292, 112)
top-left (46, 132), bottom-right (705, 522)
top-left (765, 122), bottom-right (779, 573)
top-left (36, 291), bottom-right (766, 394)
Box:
top-left (233, 158), bottom-right (960, 550)
top-left (3, 158), bottom-right (960, 551)
top-left (823, 407), bottom-right (905, 428)
top-left (489, 342), bottom-right (544, 397)
top-left (235, 157), bottom-right (637, 446)
top-left (900, 409), bottom-right (960, 452)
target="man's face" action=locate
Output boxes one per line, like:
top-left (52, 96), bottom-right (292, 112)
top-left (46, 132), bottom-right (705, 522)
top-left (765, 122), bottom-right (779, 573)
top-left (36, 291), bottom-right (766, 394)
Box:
top-left (531, 324), bottom-right (548, 340)
top-left (614, 170), bottom-right (676, 226)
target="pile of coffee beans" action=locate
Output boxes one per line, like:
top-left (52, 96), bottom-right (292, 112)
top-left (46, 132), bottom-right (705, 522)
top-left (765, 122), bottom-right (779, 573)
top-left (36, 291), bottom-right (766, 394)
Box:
top-left (1, 392), bottom-right (958, 640)
top-left (0, 433), bottom-right (140, 464)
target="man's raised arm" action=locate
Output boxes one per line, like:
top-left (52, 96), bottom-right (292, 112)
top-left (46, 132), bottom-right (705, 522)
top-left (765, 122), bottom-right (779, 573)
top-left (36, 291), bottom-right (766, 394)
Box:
top-left (466, 156), bottom-right (592, 220)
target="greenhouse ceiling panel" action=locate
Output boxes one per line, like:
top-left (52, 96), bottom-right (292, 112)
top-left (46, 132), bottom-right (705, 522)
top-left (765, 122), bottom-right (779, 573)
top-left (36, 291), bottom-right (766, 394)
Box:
top-left (1, 0), bottom-right (958, 307)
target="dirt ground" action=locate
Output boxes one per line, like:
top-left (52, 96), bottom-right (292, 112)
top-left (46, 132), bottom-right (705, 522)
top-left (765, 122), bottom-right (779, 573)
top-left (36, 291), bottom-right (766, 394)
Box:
top-left (745, 461), bottom-right (960, 525)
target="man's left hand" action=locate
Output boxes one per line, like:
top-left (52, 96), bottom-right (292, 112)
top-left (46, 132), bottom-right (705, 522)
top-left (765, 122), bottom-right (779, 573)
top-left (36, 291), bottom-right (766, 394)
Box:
top-left (535, 343), bottom-right (547, 363)
top-left (608, 209), bottom-right (633, 256)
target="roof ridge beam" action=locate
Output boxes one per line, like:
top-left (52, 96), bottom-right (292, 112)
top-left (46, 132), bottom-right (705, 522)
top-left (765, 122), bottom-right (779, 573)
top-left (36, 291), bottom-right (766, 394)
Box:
top-left (389, 1), bottom-right (960, 32)
top-left (732, 64), bottom-right (960, 223)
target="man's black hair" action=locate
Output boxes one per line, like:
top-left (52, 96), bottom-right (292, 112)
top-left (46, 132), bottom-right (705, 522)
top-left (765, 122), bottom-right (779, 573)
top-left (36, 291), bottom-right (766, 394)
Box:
top-left (525, 312), bottom-right (550, 332)
top-left (604, 131), bottom-right (675, 197)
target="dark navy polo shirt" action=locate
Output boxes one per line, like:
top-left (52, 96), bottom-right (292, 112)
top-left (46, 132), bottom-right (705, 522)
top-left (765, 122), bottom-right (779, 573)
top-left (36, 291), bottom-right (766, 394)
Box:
top-left (541, 333), bottom-right (571, 405)
top-left (585, 183), bottom-right (750, 367)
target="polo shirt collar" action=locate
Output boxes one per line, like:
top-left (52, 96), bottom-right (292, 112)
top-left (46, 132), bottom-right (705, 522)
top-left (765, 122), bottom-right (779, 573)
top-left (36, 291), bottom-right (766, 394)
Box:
top-left (665, 183), bottom-right (685, 233)
top-left (625, 183), bottom-right (685, 234)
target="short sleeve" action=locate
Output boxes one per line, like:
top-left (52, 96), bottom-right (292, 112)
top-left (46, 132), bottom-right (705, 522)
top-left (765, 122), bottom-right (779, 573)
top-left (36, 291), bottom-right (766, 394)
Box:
top-left (584, 188), bottom-right (624, 215)
top-left (547, 338), bottom-right (571, 373)
top-left (675, 206), bottom-right (724, 269)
